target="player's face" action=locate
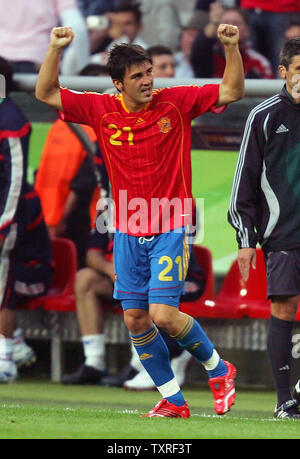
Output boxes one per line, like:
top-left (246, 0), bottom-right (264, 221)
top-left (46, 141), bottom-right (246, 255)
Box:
top-left (114, 61), bottom-right (154, 112)
top-left (279, 55), bottom-right (300, 101)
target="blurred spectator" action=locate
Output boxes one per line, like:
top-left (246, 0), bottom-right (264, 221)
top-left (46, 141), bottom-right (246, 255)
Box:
top-left (148, 43), bottom-right (195, 80)
top-left (89, 1), bottom-right (148, 65)
top-left (0, 0), bottom-right (89, 75)
top-left (0, 57), bottom-right (53, 382)
top-left (191, 5), bottom-right (274, 79)
top-left (195, 0), bottom-right (238, 9)
top-left (138, 0), bottom-right (196, 52)
top-left (78, 0), bottom-right (123, 16)
top-left (78, 63), bottom-right (109, 76)
top-left (195, 0), bottom-right (215, 11)
top-left (240, 0), bottom-right (300, 74)
top-left (147, 46), bottom-right (176, 78)
top-left (174, 14), bottom-right (207, 78)
top-left (285, 21), bottom-right (300, 40)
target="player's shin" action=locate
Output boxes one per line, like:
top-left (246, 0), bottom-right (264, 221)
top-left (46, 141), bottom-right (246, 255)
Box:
top-left (131, 326), bottom-right (185, 406)
top-left (171, 314), bottom-right (227, 377)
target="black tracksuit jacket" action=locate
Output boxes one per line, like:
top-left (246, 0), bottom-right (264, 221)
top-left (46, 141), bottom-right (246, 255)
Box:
top-left (228, 86), bottom-right (300, 252)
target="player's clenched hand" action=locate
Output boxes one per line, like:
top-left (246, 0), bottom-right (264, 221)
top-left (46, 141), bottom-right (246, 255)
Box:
top-left (50, 27), bottom-right (74, 50)
top-left (237, 247), bottom-right (256, 282)
top-left (217, 24), bottom-right (239, 47)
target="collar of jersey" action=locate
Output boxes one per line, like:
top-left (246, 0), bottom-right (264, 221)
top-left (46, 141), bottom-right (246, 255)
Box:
top-left (120, 94), bottom-right (150, 114)
top-left (282, 85), bottom-right (300, 107)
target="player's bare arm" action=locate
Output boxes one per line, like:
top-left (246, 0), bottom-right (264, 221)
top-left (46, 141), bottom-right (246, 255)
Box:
top-left (238, 247), bottom-right (256, 282)
top-left (217, 24), bottom-right (245, 106)
top-left (35, 27), bottom-right (74, 110)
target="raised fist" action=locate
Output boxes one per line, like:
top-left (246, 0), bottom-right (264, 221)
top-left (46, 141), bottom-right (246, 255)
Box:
top-left (50, 27), bottom-right (74, 49)
top-left (217, 24), bottom-right (239, 46)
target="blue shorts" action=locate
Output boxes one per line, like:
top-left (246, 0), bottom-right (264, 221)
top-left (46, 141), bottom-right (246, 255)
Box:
top-left (113, 228), bottom-right (191, 311)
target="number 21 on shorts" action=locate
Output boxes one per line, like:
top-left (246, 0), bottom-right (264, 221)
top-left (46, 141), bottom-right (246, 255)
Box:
top-left (158, 255), bottom-right (187, 282)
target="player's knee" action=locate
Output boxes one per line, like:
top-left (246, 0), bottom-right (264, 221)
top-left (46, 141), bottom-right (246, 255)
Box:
top-left (271, 296), bottom-right (298, 321)
top-left (124, 309), bottom-right (151, 335)
top-left (150, 310), bottom-right (172, 332)
top-left (150, 304), bottom-right (180, 332)
top-left (74, 268), bottom-right (100, 296)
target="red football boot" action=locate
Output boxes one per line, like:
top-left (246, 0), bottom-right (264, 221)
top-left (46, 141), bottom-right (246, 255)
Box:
top-left (208, 361), bottom-right (237, 415)
top-left (142, 399), bottom-right (190, 418)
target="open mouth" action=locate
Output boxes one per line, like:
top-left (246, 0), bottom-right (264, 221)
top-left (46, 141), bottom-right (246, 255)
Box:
top-left (141, 87), bottom-right (152, 97)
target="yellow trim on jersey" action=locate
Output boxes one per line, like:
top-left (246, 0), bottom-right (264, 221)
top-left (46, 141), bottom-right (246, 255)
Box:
top-left (120, 94), bottom-right (151, 114)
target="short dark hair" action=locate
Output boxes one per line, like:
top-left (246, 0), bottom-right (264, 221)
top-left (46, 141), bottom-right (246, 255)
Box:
top-left (114, 1), bottom-right (142, 24)
top-left (0, 57), bottom-right (16, 95)
top-left (107, 43), bottom-right (152, 81)
top-left (280, 37), bottom-right (300, 68)
top-left (147, 45), bottom-right (173, 59)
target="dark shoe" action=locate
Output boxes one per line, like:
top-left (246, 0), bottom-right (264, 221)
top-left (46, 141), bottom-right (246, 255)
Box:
top-left (100, 365), bottom-right (138, 387)
top-left (61, 364), bottom-right (105, 385)
top-left (292, 379), bottom-right (300, 405)
top-left (274, 399), bottom-right (300, 419)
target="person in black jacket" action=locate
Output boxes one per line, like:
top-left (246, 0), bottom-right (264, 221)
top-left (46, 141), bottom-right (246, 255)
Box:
top-left (228, 38), bottom-right (300, 419)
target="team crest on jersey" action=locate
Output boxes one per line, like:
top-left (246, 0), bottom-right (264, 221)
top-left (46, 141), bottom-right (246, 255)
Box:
top-left (158, 117), bottom-right (172, 133)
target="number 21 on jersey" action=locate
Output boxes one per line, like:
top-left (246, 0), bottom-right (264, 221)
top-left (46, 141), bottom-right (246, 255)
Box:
top-left (108, 124), bottom-right (134, 146)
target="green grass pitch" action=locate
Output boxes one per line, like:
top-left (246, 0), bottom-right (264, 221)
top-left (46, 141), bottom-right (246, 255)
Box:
top-left (0, 381), bottom-right (299, 439)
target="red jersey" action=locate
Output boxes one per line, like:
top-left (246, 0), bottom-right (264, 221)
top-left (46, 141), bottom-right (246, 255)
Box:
top-left (59, 85), bottom-right (223, 236)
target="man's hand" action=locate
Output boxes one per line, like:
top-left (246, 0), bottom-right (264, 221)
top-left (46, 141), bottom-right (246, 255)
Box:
top-left (217, 24), bottom-right (239, 47)
top-left (238, 248), bottom-right (256, 282)
top-left (50, 27), bottom-right (74, 50)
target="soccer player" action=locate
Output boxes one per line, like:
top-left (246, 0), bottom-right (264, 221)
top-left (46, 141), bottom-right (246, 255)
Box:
top-left (36, 24), bottom-right (244, 417)
top-left (228, 38), bottom-right (300, 419)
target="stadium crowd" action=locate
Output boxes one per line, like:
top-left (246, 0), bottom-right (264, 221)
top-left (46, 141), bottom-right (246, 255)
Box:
top-left (0, 0), bottom-right (300, 419)
top-left (0, 0), bottom-right (300, 77)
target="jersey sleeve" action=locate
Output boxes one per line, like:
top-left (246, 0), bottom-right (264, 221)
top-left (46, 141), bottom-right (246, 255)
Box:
top-left (168, 84), bottom-right (226, 120)
top-left (58, 87), bottom-right (104, 126)
top-left (228, 109), bottom-right (266, 249)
